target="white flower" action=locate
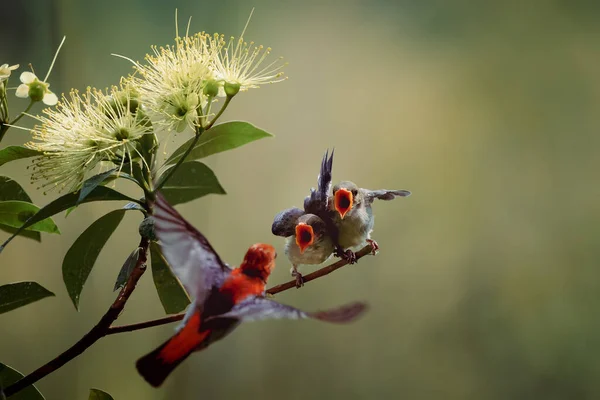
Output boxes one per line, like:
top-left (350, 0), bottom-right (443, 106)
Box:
top-left (25, 85), bottom-right (154, 192)
top-left (16, 71), bottom-right (58, 106)
top-left (131, 33), bottom-right (222, 132)
top-left (0, 64), bottom-right (19, 82)
top-left (210, 35), bottom-right (287, 95)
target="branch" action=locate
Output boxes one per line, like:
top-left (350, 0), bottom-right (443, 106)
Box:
top-left (4, 237), bottom-right (150, 398)
top-left (106, 244), bottom-right (374, 335)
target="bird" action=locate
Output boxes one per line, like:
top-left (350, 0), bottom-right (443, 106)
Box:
top-left (283, 213), bottom-right (335, 287)
top-left (136, 193), bottom-right (368, 387)
top-left (331, 181), bottom-right (411, 253)
top-left (272, 149), bottom-right (355, 287)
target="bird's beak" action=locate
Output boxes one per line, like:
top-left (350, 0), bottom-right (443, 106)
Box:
top-left (295, 223), bottom-right (315, 254)
top-left (334, 188), bottom-right (353, 219)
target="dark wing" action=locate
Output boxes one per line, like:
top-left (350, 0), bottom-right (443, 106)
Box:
top-left (364, 189), bottom-right (411, 204)
top-left (304, 149), bottom-right (334, 215)
top-left (205, 296), bottom-right (368, 324)
top-left (271, 207), bottom-right (305, 237)
top-left (153, 192), bottom-right (228, 303)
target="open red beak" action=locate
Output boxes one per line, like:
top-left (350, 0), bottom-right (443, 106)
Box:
top-left (334, 188), bottom-right (353, 219)
top-left (295, 223), bottom-right (314, 254)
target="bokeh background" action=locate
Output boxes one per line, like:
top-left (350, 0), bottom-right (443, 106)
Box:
top-left (2, 0), bottom-right (600, 399)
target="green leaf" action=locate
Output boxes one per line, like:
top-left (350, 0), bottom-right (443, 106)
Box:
top-left (0, 201), bottom-right (60, 233)
top-left (0, 282), bottom-right (55, 315)
top-left (165, 121), bottom-right (273, 165)
top-left (89, 388), bottom-right (114, 400)
top-left (159, 161), bottom-right (226, 205)
top-left (0, 224), bottom-right (40, 242)
top-left (0, 186), bottom-right (137, 253)
top-left (0, 363), bottom-right (45, 400)
top-left (77, 169), bottom-right (117, 205)
top-left (0, 178), bottom-right (39, 241)
top-left (0, 176), bottom-right (32, 202)
top-left (0, 146), bottom-right (42, 168)
top-left (150, 242), bottom-right (190, 314)
top-left (113, 248), bottom-right (139, 291)
top-left (62, 210), bottom-right (126, 310)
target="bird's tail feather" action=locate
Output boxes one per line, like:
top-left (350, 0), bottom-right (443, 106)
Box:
top-left (136, 311), bottom-right (209, 387)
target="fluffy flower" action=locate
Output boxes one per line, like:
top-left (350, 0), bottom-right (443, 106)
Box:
top-left (26, 85), bottom-right (154, 192)
top-left (16, 71), bottom-right (58, 106)
top-left (131, 33), bottom-right (222, 132)
top-left (211, 35), bottom-right (287, 95)
top-left (0, 64), bottom-right (19, 82)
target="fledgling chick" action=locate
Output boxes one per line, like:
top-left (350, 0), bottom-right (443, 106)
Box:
top-left (284, 213), bottom-right (334, 287)
top-left (331, 181), bottom-right (411, 253)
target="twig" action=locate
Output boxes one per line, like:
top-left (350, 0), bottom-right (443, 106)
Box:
top-left (106, 244), bottom-right (374, 335)
top-left (4, 238), bottom-right (150, 398)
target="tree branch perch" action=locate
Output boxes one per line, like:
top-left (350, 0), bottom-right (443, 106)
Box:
top-left (4, 243), bottom-right (373, 397)
top-left (106, 244), bottom-right (374, 335)
top-left (3, 238), bottom-right (150, 398)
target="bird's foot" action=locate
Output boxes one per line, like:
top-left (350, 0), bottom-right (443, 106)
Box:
top-left (335, 247), bottom-right (357, 264)
top-left (291, 270), bottom-right (305, 288)
top-left (366, 239), bottom-right (379, 255)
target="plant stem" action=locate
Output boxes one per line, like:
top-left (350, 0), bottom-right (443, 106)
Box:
top-left (153, 126), bottom-right (204, 193)
top-left (107, 244), bottom-right (375, 335)
top-left (3, 237), bottom-right (151, 398)
top-left (205, 96), bottom-right (232, 130)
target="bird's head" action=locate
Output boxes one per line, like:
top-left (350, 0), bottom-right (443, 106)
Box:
top-left (295, 214), bottom-right (326, 254)
top-left (333, 181), bottom-right (359, 219)
top-left (239, 243), bottom-right (277, 281)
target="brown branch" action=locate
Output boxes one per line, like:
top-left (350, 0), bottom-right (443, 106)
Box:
top-left (106, 244), bottom-right (374, 335)
top-left (4, 237), bottom-right (150, 398)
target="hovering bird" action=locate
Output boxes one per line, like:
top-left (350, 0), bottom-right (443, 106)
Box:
top-left (331, 181), bottom-right (411, 253)
top-left (272, 150), bottom-right (354, 287)
top-left (137, 193), bottom-right (368, 387)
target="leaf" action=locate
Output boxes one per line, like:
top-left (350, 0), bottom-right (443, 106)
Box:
top-left (122, 202), bottom-right (145, 213)
top-left (0, 363), bottom-right (45, 400)
top-left (0, 178), bottom-right (39, 241)
top-left (0, 176), bottom-right (32, 202)
top-left (0, 146), bottom-right (41, 168)
top-left (62, 210), bottom-right (126, 310)
top-left (0, 282), bottom-right (55, 315)
top-left (0, 201), bottom-right (60, 233)
top-left (77, 169), bottom-right (117, 205)
top-left (165, 121), bottom-right (273, 165)
top-left (0, 224), bottom-right (40, 242)
top-left (89, 388), bottom-right (114, 400)
top-left (150, 242), bottom-right (190, 314)
top-left (113, 248), bottom-right (139, 291)
top-left (0, 186), bottom-right (136, 253)
top-left (159, 161), bottom-right (226, 205)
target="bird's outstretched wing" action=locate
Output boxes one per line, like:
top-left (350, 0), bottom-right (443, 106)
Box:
top-left (271, 207), bottom-right (305, 237)
top-left (206, 296), bottom-right (368, 324)
top-left (364, 189), bottom-right (411, 204)
top-left (153, 192), bottom-right (229, 303)
top-left (304, 149), bottom-right (334, 214)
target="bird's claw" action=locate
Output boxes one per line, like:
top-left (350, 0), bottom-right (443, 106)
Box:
top-left (366, 239), bottom-right (379, 255)
top-left (291, 271), bottom-right (305, 288)
top-left (335, 247), bottom-right (357, 264)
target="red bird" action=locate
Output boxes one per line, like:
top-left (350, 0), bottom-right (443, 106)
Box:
top-left (136, 193), bottom-right (368, 387)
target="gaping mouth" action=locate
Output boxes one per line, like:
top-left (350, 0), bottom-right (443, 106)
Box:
top-left (295, 223), bottom-right (314, 254)
top-left (334, 188), bottom-right (353, 219)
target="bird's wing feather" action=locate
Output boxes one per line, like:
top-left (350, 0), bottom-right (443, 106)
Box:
top-left (271, 207), bottom-right (305, 237)
top-left (153, 192), bottom-right (228, 303)
top-left (304, 149), bottom-right (334, 214)
top-left (206, 296), bottom-right (368, 324)
top-left (364, 189), bottom-right (411, 204)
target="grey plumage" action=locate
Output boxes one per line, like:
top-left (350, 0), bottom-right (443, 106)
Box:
top-left (332, 181), bottom-right (411, 250)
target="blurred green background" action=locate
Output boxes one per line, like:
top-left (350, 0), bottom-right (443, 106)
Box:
top-left (2, 0), bottom-right (600, 399)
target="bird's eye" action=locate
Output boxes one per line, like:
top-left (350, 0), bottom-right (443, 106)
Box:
top-left (352, 190), bottom-right (358, 197)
